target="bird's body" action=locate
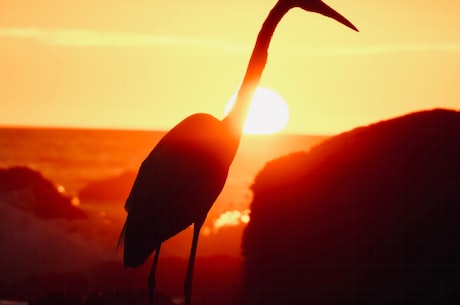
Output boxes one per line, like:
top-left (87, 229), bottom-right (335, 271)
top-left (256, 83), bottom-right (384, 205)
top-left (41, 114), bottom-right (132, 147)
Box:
top-left (118, 1), bottom-right (358, 304)
top-left (121, 113), bottom-right (238, 267)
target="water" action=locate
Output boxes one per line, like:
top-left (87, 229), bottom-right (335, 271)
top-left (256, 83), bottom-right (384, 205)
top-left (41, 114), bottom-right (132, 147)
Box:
top-left (0, 127), bottom-right (325, 205)
top-left (0, 127), bottom-right (327, 248)
top-left (0, 127), bottom-right (326, 250)
top-left (0, 127), bottom-right (162, 195)
top-left (0, 127), bottom-right (327, 300)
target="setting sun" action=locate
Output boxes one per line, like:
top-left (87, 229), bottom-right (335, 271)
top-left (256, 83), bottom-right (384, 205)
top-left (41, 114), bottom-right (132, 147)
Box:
top-left (225, 87), bottom-right (290, 134)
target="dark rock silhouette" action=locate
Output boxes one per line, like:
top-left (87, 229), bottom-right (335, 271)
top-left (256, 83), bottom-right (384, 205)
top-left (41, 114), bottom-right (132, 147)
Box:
top-left (242, 109), bottom-right (460, 304)
top-left (0, 166), bottom-right (86, 219)
top-left (78, 171), bottom-right (136, 202)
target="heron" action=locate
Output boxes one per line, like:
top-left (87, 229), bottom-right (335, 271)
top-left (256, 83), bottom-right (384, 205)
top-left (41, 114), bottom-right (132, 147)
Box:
top-left (118, 1), bottom-right (358, 304)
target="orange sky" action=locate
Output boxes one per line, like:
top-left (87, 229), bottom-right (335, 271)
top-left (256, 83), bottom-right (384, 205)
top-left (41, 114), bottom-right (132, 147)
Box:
top-left (1, 0), bottom-right (459, 134)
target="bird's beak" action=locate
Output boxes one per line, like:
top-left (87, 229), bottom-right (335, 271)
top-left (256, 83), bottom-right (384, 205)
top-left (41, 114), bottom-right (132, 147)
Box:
top-left (305, 0), bottom-right (359, 32)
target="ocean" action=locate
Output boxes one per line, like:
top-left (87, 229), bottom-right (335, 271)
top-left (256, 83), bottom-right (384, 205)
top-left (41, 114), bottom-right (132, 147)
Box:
top-left (0, 128), bottom-right (163, 195)
top-left (0, 127), bottom-right (326, 212)
top-left (0, 127), bottom-right (326, 295)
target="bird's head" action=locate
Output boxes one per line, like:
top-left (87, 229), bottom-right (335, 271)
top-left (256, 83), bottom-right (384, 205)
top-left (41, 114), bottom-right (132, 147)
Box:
top-left (283, 0), bottom-right (358, 31)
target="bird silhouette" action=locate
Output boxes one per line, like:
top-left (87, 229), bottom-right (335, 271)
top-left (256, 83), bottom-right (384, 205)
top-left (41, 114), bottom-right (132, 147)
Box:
top-left (118, 1), bottom-right (358, 304)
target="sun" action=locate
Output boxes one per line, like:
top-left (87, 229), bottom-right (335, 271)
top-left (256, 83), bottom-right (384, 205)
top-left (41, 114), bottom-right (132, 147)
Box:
top-left (225, 87), bottom-right (290, 134)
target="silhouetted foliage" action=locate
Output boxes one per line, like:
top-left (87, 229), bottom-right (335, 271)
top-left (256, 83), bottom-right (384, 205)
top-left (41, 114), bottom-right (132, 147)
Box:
top-left (0, 166), bottom-right (86, 219)
top-left (243, 109), bottom-right (460, 304)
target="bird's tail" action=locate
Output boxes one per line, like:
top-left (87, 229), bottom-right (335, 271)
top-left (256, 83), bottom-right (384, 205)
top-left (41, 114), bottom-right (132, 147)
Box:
top-left (116, 221), bottom-right (127, 254)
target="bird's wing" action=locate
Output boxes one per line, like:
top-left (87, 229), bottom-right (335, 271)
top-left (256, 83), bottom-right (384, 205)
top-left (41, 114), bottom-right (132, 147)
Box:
top-left (124, 113), bottom-right (233, 217)
top-left (121, 142), bottom-right (198, 266)
top-left (120, 114), bottom-right (235, 266)
top-left (125, 132), bottom-right (227, 233)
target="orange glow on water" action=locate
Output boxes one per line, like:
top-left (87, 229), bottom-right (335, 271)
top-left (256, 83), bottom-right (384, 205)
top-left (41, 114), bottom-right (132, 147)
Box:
top-left (56, 184), bottom-right (65, 194)
top-left (71, 197), bottom-right (80, 207)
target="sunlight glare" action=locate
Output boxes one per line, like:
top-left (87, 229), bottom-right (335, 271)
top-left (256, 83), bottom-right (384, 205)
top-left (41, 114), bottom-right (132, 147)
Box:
top-left (213, 209), bottom-right (251, 232)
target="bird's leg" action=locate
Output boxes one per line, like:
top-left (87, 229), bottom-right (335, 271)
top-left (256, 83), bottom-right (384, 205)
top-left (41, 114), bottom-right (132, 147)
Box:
top-left (184, 220), bottom-right (203, 305)
top-left (148, 245), bottom-right (161, 305)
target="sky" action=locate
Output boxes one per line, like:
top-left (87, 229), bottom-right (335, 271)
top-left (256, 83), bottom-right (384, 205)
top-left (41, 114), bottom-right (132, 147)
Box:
top-left (0, 0), bottom-right (459, 134)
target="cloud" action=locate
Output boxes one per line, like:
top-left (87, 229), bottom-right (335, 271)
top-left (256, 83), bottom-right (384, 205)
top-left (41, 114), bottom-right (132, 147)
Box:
top-left (1, 27), bottom-right (460, 56)
top-left (281, 41), bottom-right (460, 57)
top-left (0, 27), bottom-right (248, 52)
top-left (321, 42), bottom-right (460, 56)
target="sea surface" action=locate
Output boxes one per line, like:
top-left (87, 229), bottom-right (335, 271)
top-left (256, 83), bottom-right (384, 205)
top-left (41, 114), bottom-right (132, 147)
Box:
top-left (0, 127), bottom-right (326, 281)
top-left (0, 127), bottom-right (326, 209)
top-left (0, 127), bottom-right (327, 302)
top-left (0, 128), bottom-right (162, 195)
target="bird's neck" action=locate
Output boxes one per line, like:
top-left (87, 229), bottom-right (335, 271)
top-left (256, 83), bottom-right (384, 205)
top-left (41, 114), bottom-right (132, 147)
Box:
top-left (223, 2), bottom-right (291, 138)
